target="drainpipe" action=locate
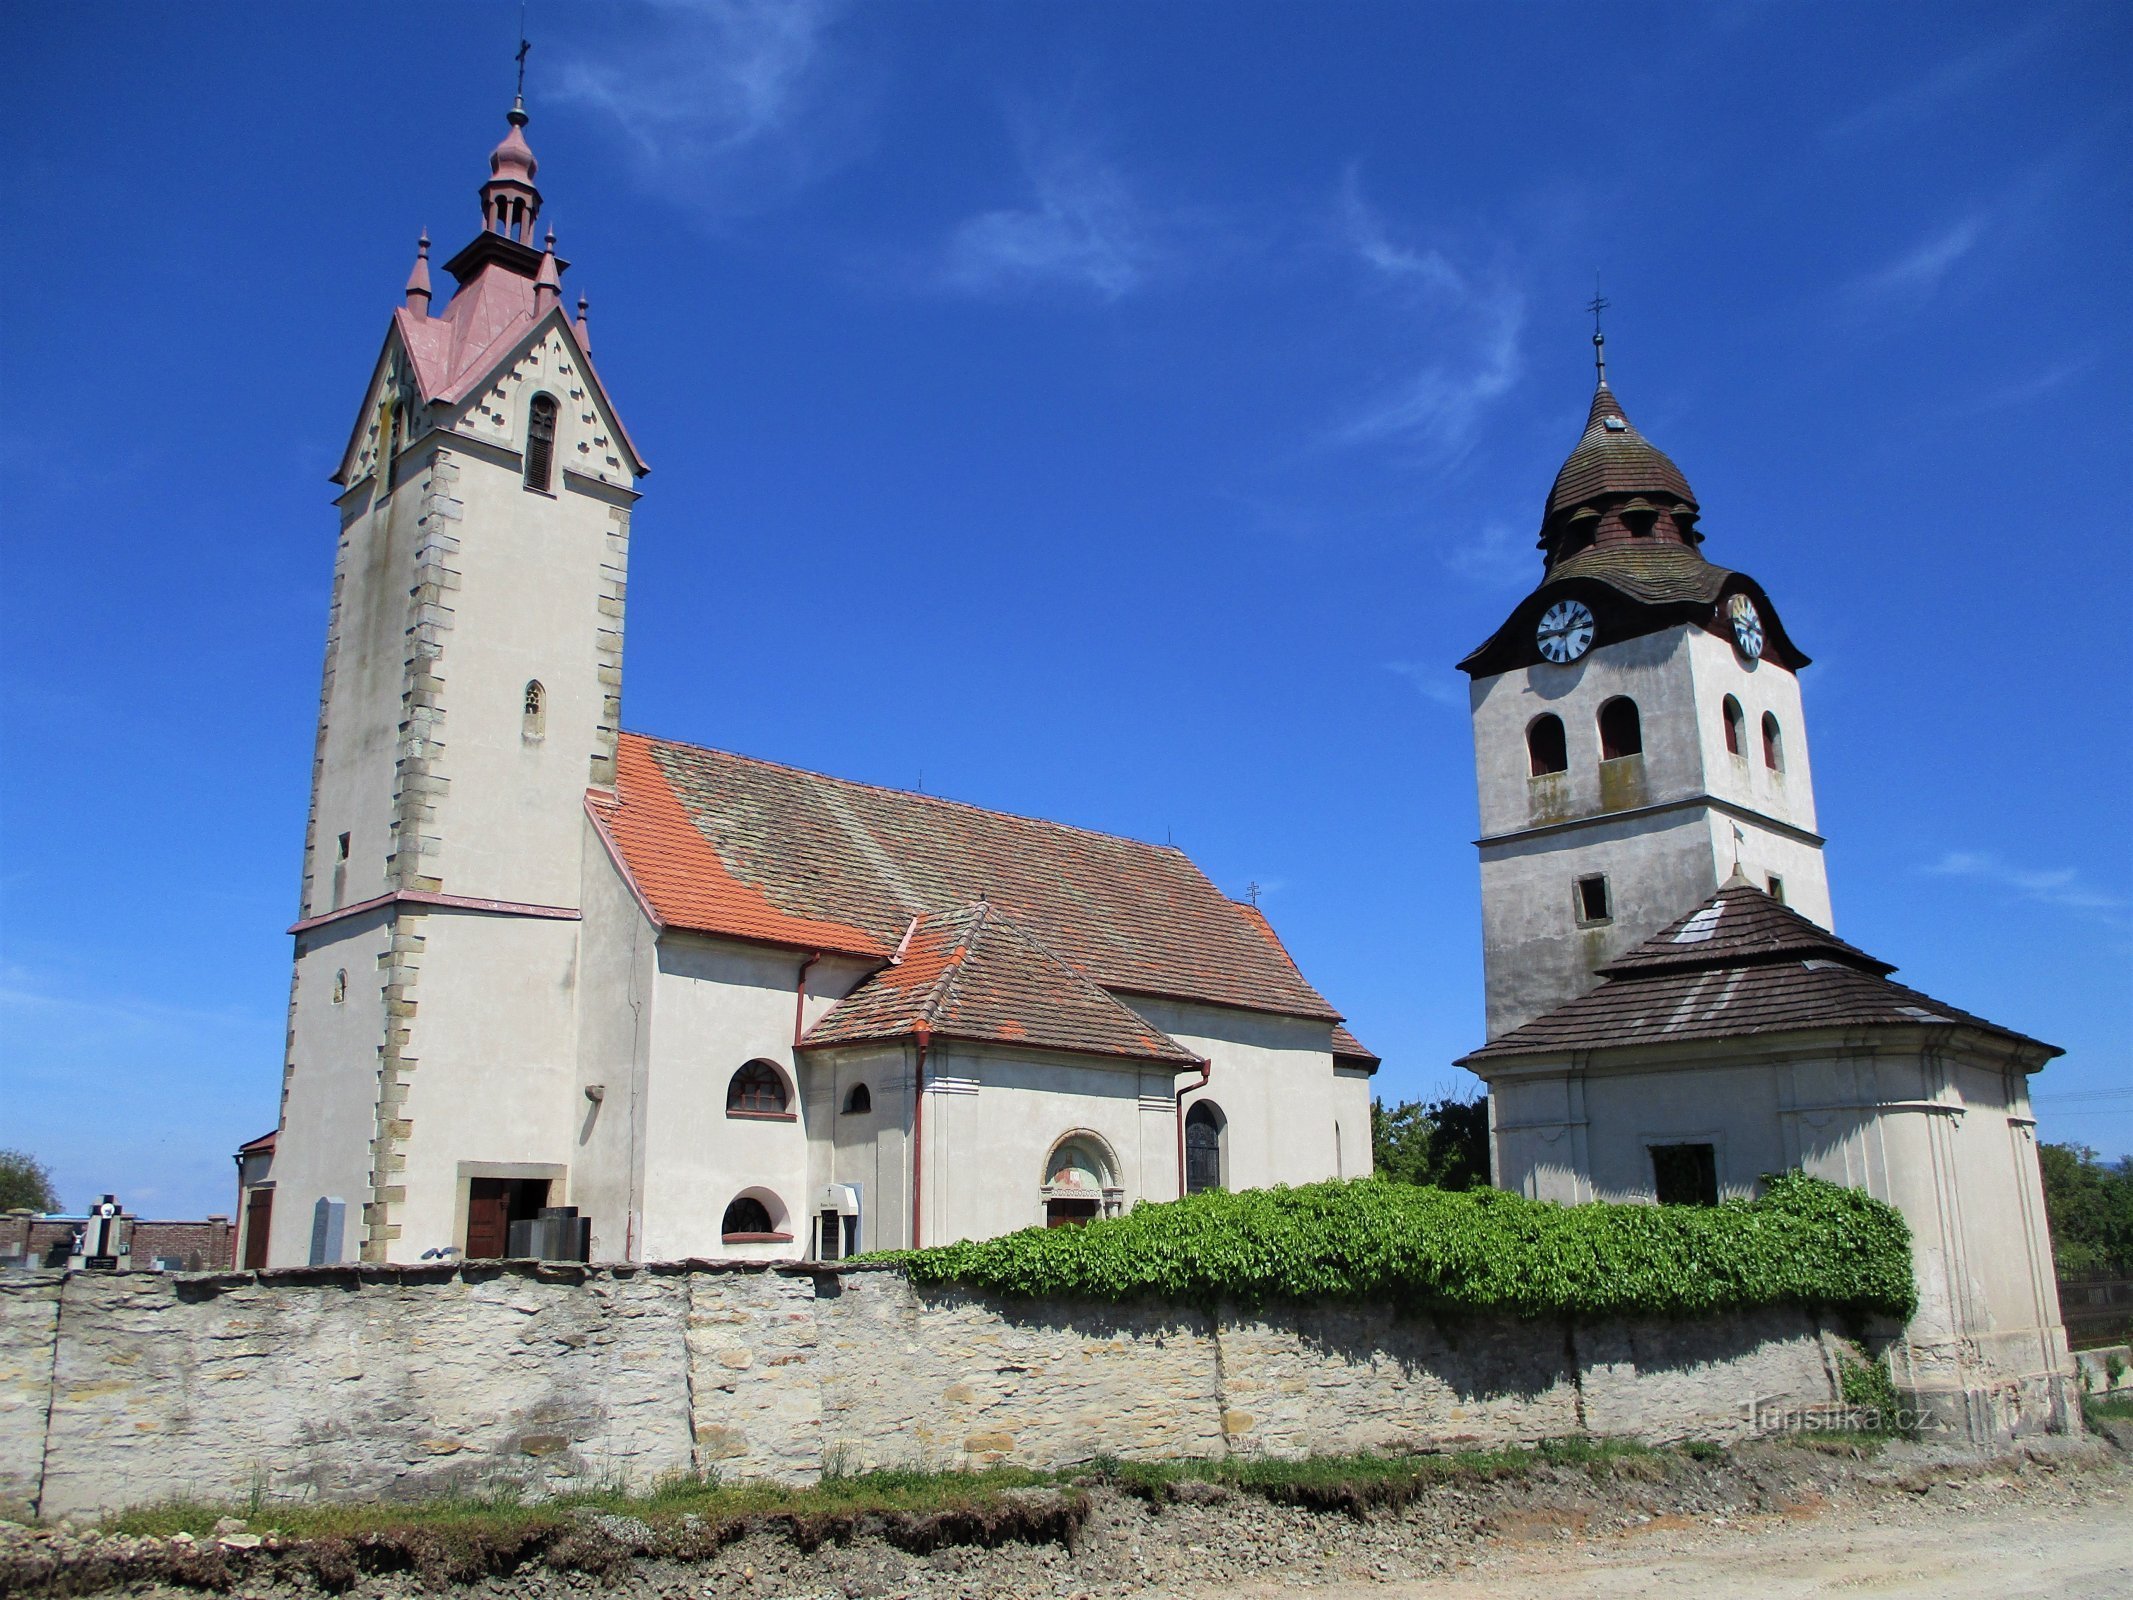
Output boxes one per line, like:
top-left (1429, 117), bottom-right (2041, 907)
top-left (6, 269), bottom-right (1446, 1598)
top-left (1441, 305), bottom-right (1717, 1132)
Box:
top-left (1175, 1057), bottom-right (1212, 1198)
top-left (792, 952), bottom-right (821, 1047)
top-left (909, 1027), bottom-right (931, 1248)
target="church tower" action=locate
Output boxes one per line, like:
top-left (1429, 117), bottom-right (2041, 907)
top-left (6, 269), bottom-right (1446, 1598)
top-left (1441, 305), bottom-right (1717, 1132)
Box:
top-left (267, 101), bottom-right (646, 1264)
top-left (1458, 340), bottom-right (1827, 1040)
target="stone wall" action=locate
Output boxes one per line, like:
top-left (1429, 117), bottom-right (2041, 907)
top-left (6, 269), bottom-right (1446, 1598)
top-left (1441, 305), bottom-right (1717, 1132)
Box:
top-left (0, 1262), bottom-right (1852, 1520)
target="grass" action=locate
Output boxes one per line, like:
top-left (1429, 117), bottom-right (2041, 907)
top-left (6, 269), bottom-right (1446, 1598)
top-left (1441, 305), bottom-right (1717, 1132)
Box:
top-left (3, 1436), bottom-right (1890, 1595)
top-left (2084, 1392), bottom-right (2133, 1426)
top-left (101, 1462), bottom-right (1070, 1542)
top-left (97, 1436), bottom-right (1718, 1542)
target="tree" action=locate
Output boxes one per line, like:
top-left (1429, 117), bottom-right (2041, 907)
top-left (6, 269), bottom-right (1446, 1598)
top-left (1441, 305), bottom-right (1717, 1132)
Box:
top-left (1371, 1094), bottom-right (1490, 1191)
top-left (0, 1149), bottom-right (60, 1213)
top-left (2038, 1142), bottom-right (2133, 1278)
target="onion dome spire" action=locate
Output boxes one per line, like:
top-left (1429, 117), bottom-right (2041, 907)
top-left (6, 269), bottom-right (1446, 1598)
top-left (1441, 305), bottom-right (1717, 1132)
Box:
top-left (1538, 364), bottom-right (1701, 569)
top-left (403, 231), bottom-right (432, 317)
top-left (479, 101), bottom-right (542, 242)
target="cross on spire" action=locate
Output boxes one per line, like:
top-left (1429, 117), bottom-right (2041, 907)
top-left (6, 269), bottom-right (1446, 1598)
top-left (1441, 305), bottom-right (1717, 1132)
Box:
top-left (1587, 276), bottom-right (1610, 387)
top-left (514, 1), bottom-right (532, 109)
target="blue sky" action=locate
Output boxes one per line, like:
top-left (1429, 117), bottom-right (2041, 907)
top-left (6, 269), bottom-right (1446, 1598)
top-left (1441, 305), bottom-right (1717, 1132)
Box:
top-left (2, 2), bottom-right (2127, 1217)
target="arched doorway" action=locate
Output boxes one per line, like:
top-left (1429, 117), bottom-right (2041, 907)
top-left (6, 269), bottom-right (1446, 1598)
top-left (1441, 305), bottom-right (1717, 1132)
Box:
top-left (1042, 1134), bottom-right (1120, 1227)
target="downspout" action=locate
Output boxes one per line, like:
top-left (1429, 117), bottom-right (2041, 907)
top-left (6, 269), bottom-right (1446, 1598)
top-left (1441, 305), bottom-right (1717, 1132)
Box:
top-left (793, 952), bottom-right (821, 1047)
top-left (910, 1026), bottom-right (931, 1249)
top-left (1175, 1057), bottom-right (1212, 1198)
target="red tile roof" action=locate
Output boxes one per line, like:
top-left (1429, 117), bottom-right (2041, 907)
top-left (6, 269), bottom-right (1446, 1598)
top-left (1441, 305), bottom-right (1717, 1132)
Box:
top-left (799, 903), bottom-right (1201, 1065)
top-left (1236, 902), bottom-right (1380, 1068)
top-left (597, 732), bottom-right (1345, 1023)
top-left (1461, 880), bottom-right (2058, 1065)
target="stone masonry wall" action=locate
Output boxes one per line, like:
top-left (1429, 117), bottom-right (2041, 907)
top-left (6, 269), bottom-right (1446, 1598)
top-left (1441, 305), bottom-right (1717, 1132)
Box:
top-left (1, 1263), bottom-right (1849, 1520)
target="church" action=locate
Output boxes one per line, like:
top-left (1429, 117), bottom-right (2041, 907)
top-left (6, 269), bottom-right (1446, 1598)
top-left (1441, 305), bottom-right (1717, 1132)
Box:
top-left (258, 102), bottom-right (1379, 1270)
top-left (1451, 333), bottom-right (2074, 1439)
top-left (248, 96), bottom-right (2076, 1440)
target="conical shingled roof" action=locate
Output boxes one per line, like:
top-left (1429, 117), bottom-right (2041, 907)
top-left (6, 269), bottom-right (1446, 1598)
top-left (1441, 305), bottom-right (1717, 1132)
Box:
top-left (799, 903), bottom-right (1200, 1065)
top-left (1545, 383), bottom-right (1697, 526)
top-left (1458, 881), bottom-right (2058, 1066)
top-left (1599, 878), bottom-right (1893, 977)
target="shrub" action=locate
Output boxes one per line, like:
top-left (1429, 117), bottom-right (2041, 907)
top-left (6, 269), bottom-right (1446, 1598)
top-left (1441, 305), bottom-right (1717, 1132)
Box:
top-left (872, 1172), bottom-right (1916, 1321)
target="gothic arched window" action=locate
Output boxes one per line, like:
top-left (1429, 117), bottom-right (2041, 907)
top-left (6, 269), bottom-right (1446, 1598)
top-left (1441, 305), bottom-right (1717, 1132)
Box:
top-left (721, 1195), bottom-right (775, 1239)
top-left (727, 1061), bottom-right (790, 1117)
top-left (1598, 697), bottom-right (1642, 760)
top-left (1722, 695), bottom-right (1745, 757)
top-left (524, 393), bottom-right (558, 492)
top-left (1526, 714), bottom-right (1568, 776)
top-left (522, 680), bottom-right (545, 741)
top-left (842, 1083), bottom-right (872, 1115)
top-left (1185, 1101), bottom-right (1224, 1195)
top-left (1761, 712), bottom-right (1784, 772)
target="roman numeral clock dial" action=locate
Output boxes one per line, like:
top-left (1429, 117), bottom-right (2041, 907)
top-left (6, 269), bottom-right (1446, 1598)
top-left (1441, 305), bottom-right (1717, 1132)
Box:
top-left (1535, 599), bottom-right (1595, 663)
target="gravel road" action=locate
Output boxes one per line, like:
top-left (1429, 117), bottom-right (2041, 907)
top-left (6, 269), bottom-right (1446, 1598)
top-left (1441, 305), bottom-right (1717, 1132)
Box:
top-left (1214, 1460), bottom-right (2130, 1599)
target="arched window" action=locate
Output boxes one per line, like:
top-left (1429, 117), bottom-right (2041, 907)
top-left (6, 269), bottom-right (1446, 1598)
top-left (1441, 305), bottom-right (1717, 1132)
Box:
top-left (842, 1083), bottom-right (872, 1115)
top-left (1598, 697), bottom-right (1642, 760)
top-left (1761, 712), bottom-right (1784, 771)
top-left (720, 1195), bottom-right (776, 1239)
top-left (1526, 714), bottom-right (1568, 776)
top-left (727, 1061), bottom-right (790, 1117)
top-left (1721, 695), bottom-right (1744, 757)
top-left (524, 393), bottom-right (558, 492)
top-left (1185, 1101), bottom-right (1224, 1195)
top-left (522, 680), bottom-right (545, 741)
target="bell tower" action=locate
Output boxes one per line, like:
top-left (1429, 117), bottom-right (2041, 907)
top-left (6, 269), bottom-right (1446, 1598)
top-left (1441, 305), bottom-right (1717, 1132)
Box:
top-left (1457, 342), bottom-right (1829, 1040)
top-left (267, 100), bottom-right (647, 1264)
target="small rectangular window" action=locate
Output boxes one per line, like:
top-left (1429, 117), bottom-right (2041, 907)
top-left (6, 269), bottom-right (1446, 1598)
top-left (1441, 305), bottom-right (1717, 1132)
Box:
top-left (1767, 874), bottom-right (1785, 904)
top-left (1575, 874), bottom-right (1611, 923)
top-left (337, 832), bottom-right (350, 861)
top-left (1651, 1142), bottom-right (1718, 1206)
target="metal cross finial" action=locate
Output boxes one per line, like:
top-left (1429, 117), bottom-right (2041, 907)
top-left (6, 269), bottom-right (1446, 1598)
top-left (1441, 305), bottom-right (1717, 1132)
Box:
top-left (1246, 881), bottom-right (1262, 906)
top-left (514, 1), bottom-right (532, 106)
top-left (1587, 276), bottom-right (1610, 385)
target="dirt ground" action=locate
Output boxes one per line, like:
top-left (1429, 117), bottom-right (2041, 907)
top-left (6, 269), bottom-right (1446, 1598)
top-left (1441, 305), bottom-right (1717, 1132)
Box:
top-left (1224, 1467), bottom-right (2132, 1598)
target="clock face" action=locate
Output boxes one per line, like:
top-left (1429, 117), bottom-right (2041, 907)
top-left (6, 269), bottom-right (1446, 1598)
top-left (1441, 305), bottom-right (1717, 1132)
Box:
top-left (1728, 593), bottom-right (1764, 661)
top-left (1535, 600), bottom-right (1595, 663)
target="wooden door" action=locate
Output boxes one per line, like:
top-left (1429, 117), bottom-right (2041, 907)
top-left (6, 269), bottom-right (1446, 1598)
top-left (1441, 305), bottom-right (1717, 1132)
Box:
top-left (466, 1179), bottom-right (512, 1258)
top-left (1046, 1199), bottom-right (1098, 1228)
top-left (242, 1188), bottom-right (273, 1269)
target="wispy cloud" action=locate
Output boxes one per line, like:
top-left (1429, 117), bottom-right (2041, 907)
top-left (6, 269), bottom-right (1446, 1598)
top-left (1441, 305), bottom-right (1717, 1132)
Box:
top-left (1826, 18), bottom-right (2058, 142)
top-left (552, 0), bottom-right (862, 220)
top-left (1845, 215), bottom-right (1985, 308)
top-left (1332, 174), bottom-right (1524, 459)
top-left (1964, 354), bottom-right (2100, 412)
top-left (940, 132), bottom-right (1156, 301)
top-left (1384, 660), bottom-right (1467, 712)
top-left (1442, 521), bottom-right (1535, 589)
top-left (1924, 852), bottom-right (2127, 920)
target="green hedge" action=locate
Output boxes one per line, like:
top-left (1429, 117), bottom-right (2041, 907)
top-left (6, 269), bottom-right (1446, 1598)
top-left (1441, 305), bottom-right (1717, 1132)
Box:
top-left (871, 1173), bottom-right (1916, 1321)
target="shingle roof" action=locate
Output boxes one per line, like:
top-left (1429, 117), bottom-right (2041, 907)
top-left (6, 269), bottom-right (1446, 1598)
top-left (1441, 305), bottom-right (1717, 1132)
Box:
top-left (1233, 901), bottom-right (1381, 1069)
top-left (1545, 384), bottom-right (1697, 522)
top-left (1459, 880), bottom-right (2058, 1065)
top-left (799, 903), bottom-right (1200, 1065)
top-left (1539, 543), bottom-right (1737, 608)
top-left (1599, 882), bottom-right (1894, 978)
top-left (596, 732), bottom-right (1345, 1022)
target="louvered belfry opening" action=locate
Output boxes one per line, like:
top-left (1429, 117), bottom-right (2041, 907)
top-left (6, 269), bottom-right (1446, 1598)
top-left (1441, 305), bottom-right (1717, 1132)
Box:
top-left (525, 393), bottom-right (558, 491)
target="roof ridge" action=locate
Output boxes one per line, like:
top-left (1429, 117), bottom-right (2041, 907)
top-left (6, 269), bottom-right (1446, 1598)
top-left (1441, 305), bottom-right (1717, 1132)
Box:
top-left (919, 900), bottom-right (989, 1030)
top-left (628, 731), bottom-right (1187, 856)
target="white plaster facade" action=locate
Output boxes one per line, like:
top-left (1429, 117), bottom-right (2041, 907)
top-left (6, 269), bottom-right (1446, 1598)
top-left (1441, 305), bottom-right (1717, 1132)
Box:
top-left (267, 110), bottom-right (1371, 1269)
top-left (1478, 1027), bottom-right (2073, 1441)
top-left (1470, 623), bottom-right (1829, 1040)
